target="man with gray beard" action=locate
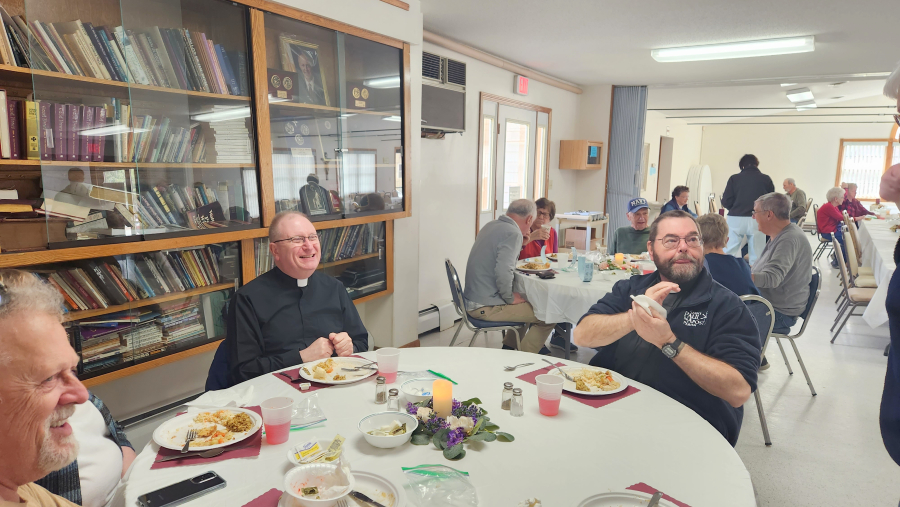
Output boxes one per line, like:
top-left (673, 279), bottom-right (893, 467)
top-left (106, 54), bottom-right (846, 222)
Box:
top-left (0, 270), bottom-right (89, 507)
top-left (574, 211), bottom-right (761, 445)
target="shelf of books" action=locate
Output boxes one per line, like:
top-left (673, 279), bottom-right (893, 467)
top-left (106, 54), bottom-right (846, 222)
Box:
top-left (254, 220), bottom-right (388, 301)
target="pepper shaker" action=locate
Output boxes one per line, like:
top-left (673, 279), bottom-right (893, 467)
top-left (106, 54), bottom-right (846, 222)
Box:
top-left (510, 388), bottom-right (524, 417)
top-left (387, 388), bottom-right (400, 411)
top-left (374, 376), bottom-right (387, 404)
top-left (500, 382), bottom-right (514, 410)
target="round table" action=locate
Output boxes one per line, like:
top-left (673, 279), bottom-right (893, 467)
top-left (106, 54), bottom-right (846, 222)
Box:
top-left (122, 348), bottom-right (755, 506)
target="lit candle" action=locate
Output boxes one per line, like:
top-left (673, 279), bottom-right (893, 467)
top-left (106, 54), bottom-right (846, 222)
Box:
top-left (615, 253), bottom-right (625, 265)
top-left (432, 379), bottom-right (452, 418)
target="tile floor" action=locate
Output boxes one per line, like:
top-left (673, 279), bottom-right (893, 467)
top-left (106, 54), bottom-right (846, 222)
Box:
top-left (418, 237), bottom-right (900, 506)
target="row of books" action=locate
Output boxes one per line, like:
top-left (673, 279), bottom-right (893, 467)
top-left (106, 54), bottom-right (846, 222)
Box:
top-left (207, 115), bottom-right (252, 164)
top-left (137, 182), bottom-right (233, 231)
top-left (37, 245), bottom-right (224, 312)
top-left (0, 10), bottom-right (248, 96)
top-left (254, 222), bottom-right (384, 276)
top-left (108, 98), bottom-right (207, 164)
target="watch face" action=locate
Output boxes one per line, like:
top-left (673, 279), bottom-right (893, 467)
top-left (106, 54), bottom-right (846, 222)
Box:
top-left (662, 344), bottom-right (676, 359)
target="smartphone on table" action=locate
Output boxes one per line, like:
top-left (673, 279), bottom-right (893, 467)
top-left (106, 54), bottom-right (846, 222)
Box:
top-left (137, 471), bottom-right (226, 507)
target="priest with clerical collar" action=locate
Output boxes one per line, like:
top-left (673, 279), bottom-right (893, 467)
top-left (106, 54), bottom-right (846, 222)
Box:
top-left (226, 210), bottom-right (369, 385)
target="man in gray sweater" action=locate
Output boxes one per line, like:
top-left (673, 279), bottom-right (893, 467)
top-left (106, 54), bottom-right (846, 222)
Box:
top-left (783, 178), bottom-right (808, 223)
top-left (464, 199), bottom-right (555, 354)
top-left (751, 192), bottom-right (812, 334)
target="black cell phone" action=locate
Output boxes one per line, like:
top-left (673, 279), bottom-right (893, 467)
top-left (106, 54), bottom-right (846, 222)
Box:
top-left (137, 471), bottom-right (226, 507)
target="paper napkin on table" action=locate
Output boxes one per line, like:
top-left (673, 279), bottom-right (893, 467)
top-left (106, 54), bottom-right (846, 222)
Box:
top-left (185, 385), bottom-right (254, 408)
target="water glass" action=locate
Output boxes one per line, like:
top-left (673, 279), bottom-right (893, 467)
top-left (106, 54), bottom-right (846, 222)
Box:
top-left (261, 397), bottom-right (294, 444)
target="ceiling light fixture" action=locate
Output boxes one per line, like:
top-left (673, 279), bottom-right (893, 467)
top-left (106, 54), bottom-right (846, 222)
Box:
top-left (780, 83), bottom-right (798, 87)
top-left (650, 36), bottom-right (814, 63)
top-left (786, 87), bottom-right (814, 103)
top-left (363, 76), bottom-right (401, 89)
top-left (795, 100), bottom-right (817, 111)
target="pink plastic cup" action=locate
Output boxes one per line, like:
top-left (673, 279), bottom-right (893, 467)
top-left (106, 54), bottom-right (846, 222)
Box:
top-left (376, 347), bottom-right (400, 384)
top-left (536, 374), bottom-right (564, 416)
top-left (261, 397), bottom-right (293, 444)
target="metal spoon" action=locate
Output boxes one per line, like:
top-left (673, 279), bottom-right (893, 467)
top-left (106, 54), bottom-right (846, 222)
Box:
top-left (503, 362), bottom-right (534, 371)
top-left (647, 492), bottom-right (663, 507)
top-left (542, 358), bottom-right (575, 382)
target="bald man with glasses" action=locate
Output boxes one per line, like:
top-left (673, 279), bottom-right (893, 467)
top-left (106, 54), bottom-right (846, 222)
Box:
top-left (226, 211), bottom-right (369, 385)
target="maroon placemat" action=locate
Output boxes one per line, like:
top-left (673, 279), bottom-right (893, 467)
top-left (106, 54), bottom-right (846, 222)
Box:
top-left (274, 355), bottom-right (372, 392)
top-left (516, 363), bottom-right (640, 408)
top-left (627, 482), bottom-right (691, 507)
top-left (151, 406), bottom-right (263, 470)
top-left (242, 488), bottom-right (282, 507)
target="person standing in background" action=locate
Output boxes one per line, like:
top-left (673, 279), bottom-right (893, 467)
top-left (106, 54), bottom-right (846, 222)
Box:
top-left (783, 178), bottom-right (808, 223)
top-left (877, 60), bottom-right (900, 481)
top-left (721, 154), bottom-right (775, 265)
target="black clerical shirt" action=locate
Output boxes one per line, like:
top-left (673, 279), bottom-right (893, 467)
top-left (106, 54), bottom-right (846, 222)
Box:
top-left (226, 266), bottom-right (369, 385)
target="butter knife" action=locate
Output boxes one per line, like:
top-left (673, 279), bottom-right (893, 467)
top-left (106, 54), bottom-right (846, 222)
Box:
top-left (348, 491), bottom-right (388, 507)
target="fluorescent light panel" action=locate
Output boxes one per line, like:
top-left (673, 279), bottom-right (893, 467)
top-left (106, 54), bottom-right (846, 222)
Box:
top-left (795, 100), bottom-right (817, 111)
top-left (363, 76), bottom-right (400, 89)
top-left (651, 36), bottom-right (814, 62)
top-left (780, 83), bottom-right (798, 87)
top-left (786, 87), bottom-right (814, 103)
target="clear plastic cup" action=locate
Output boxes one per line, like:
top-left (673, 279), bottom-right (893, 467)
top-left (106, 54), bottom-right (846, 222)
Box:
top-left (535, 374), bottom-right (564, 416)
top-left (261, 396), bottom-right (294, 444)
top-left (376, 347), bottom-right (401, 384)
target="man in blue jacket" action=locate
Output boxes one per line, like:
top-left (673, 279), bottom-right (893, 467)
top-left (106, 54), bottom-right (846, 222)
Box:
top-left (660, 185), bottom-right (697, 217)
top-left (574, 210), bottom-right (761, 445)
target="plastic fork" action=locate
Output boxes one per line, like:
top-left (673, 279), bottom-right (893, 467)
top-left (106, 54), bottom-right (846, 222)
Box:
top-left (181, 429), bottom-right (197, 453)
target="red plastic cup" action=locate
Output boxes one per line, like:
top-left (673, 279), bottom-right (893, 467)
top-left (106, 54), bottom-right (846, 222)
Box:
top-left (536, 374), bottom-right (564, 416)
top-left (261, 397), bottom-right (293, 445)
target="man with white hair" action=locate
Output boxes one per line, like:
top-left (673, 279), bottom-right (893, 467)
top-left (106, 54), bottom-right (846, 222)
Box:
top-left (782, 178), bottom-right (808, 223)
top-left (464, 199), bottom-right (556, 354)
top-left (0, 270), bottom-right (90, 506)
top-left (878, 60), bottom-right (900, 472)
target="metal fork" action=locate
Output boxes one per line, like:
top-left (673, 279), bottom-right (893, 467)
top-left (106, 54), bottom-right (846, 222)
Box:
top-left (336, 499), bottom-right (348, 507)
top-left (181, 429), bottom-right (197, 453)
top-left (542, 358), bottom-right (575, 382)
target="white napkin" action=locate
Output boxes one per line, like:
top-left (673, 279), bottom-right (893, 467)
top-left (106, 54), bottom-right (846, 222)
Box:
top-left (185, 385), bottom-right (255, 408)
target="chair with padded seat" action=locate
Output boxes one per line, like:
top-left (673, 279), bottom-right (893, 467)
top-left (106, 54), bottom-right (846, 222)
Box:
top-left (445, 258), bottom-right (526, 349)
top-left (770, 266), bottom-right (821, 396)
top-left (740, 294), bottom-right (776, 446)
top-left (841, 226), bottom-right (877, 288)
top-left (841, 210), bottom-right (875, 277)
top-left (831, 239), bottom-right (876, 343)
top-left (811, 204), bottom-right (834, 261)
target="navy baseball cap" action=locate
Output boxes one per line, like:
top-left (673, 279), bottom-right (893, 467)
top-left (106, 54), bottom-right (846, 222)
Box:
top-left (627, 197), bottom-right (649, 213)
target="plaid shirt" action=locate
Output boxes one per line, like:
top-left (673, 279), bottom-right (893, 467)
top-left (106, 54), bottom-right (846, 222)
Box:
top-left (35, 393), bottom-right (133, 505)
top-left (839, 197), bottom-right (875, 218)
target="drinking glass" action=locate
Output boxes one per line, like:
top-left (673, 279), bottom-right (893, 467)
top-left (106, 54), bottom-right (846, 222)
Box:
top-left (261, 397), bottom-right (294, 444)
top-left (376, 347), bottom-right (401, 383)
top-left (536, 374), bottom-right (564, 416)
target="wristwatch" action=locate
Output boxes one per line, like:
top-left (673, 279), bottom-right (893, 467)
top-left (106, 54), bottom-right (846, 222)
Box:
top-left (662, 337), bottom-right (685, 359)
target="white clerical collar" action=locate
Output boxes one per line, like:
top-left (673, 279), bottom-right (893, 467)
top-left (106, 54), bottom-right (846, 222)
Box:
top-left (297, 278), bottom-right (308, 288)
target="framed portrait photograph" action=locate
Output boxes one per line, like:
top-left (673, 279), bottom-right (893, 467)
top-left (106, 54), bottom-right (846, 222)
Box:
top-left (279, 34), bottom-right (331, 107)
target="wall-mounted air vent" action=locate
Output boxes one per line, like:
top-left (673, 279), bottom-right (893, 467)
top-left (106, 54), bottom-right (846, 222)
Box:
top-left (422, 52), bottom-right (443, 82)
top-left (421, 51), bottom-right (466, 133)
top-left (446, 59), bottom-right (466, 87)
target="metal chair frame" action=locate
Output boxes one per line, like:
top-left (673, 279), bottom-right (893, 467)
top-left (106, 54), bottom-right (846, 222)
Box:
top-left (445, 258), bottom-right (525, 349)
top-left (830, 239), bottom-right (874, 343)
top-left (740, 294), bottom-right (776, 446)
top-left (769, 266), bottom-right (821, 397)
top-left (811, 204), bottom-right (834, 261)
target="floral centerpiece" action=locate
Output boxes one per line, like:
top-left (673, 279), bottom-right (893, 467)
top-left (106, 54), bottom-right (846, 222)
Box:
top-left (407, 397), bottom-right (514, 460)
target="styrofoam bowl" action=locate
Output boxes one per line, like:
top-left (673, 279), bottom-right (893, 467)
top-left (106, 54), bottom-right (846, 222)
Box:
top-left (399, 378), bottom-right (436, 403)
top-left (358, 412), bottom-right (418, 449)
top-left (283, 463), bottom-right (354, 507)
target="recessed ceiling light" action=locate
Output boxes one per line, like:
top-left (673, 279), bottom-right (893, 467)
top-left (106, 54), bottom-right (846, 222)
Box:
top-left (795, 100), bottom-right (817, 111)
top-left (780, 83), bottom-right (798, 87)
top-left (786, 87), bottom-right (814, 103)
top-left (651, 36), bottom-right (815, 63)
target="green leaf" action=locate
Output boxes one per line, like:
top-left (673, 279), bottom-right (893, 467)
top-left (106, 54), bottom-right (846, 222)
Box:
top-left (473, 417), bottom-right (485, 434)
top-left (483, 423), bottom-right (500, 431)
top-left (461, 397), bottom-right (483, 406)
top-left (481, 432), bottom-right (497, 442)
top-left (433, 429), bottom-right (449, 450)
top-left (443, 444), bottom-right (464, 460)
top-left (495, 431), bottom-right (515, 442)
top-left (411, 434), bottom-right (431, 445)
top-left (466, 432), bottom-right (492, 442)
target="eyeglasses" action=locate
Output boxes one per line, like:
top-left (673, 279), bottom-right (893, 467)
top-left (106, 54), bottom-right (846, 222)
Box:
top-left (751, 209), bottom-right (770, 217)
top-left (656, 235), bottom-right (703, 250)
top-left (272, 234), bottom-right (319, 245)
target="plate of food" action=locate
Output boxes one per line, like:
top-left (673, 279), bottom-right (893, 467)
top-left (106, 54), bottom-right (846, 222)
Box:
top-left (152, 408), bottom-right (262, 451)
top-left (517, 260), bottom-right (552, 273)
top-left (549, 365), bottom-right (629, 396)
top-left (298, 357), bottom-right (378, 385)
top-left (576, 491), bottom-right (676, 507)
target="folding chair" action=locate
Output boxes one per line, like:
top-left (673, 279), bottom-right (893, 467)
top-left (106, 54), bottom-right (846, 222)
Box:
top-left (694, 201), bottom-right (702, 216)
top-left (445, 258), bottom-right (526, 349)
top-left (841, 210), bottom-right (874, 276)
top-left (830, 240), bottom-right (875, 343)
top-left (811, 204), bottom-right (833, 261)
top-left (771, 266), bottom-right (821, 396)
top-left (740, 294), bottom-right (775, 446)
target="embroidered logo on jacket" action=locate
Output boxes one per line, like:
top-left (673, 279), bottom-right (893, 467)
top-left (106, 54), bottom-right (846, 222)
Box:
top-left (683, 311), bottom-right (708, 327)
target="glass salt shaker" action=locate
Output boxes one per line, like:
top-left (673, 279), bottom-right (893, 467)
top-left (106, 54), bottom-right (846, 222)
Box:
top-left (510, 388), bottom-right (524, 417)
top-left (501, 382), bottom-right (514, 410)
top-left (387, 389), bottom-right (400, 411)
top-left (374, 376), bottom-right (387, 404)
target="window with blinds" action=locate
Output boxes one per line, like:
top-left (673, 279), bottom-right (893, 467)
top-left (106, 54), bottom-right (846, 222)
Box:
top-left (838, 141), bottom-right (890, 199)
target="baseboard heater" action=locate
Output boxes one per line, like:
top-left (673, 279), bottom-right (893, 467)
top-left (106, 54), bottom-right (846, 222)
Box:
top-left (418, 300), bottom-right (458, 335)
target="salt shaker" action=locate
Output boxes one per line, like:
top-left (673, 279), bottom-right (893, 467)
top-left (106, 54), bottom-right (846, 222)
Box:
top-left (374, 376), bottom-right (387, 404)
top-left (500, 382), bottom-right (514, 410)
top-left (387, 389), bottom-right (400, 411)
top-left (510, 388), bottom-right (524, 417)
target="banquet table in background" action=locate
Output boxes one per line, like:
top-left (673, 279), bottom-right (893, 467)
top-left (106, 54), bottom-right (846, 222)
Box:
top-left (857, 219), bottom-right (898, 328)
top-left (120, 348), bottom-right (755, 506)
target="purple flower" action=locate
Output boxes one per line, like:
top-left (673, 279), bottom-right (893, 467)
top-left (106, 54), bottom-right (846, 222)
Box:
top-left (446, 427), bottom-right (467, 448)
top-left (406, 402), bottom-right (417, 415)
top-left (423, 416), bottom-right (448, 434)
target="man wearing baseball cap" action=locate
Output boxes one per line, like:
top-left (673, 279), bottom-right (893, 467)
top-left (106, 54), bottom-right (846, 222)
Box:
top-left (609, 197), bottom-right (651, 255)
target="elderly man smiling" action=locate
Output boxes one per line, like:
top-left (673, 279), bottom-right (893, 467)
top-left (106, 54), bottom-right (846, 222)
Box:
top-left (0, 270), bottom-right (89, 506)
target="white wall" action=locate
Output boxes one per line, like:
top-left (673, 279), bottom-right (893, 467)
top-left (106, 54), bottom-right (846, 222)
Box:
top-left (572, 85), bottom-right (613, 213)
top-left (643, 111), bottom-right (703, 202)
top-left (699, 121), bottom-right (895, 219)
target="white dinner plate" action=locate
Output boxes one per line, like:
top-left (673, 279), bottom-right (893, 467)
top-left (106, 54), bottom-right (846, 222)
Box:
top-left (549, 365), bottom-right (630, 396)
top-left (345, 471), bottom-right (405, 507)
top-left (298, 357), bottom-right (378, 385)
top-left (516, 260), bottom-right (553, 273)
top-left (152, 407), bottom-right (262, 451)
top-left (577, 491), bottom-right (676, 507)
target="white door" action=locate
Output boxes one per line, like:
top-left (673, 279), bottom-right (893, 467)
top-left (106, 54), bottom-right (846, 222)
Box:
top-left (494, 105), bottom-right (537, 218)
top-left (478, 101), bottom-right (499, 231)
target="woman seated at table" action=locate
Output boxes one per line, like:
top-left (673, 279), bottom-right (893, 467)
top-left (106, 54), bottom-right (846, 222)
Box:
top-left (817, 187), bottom-right (848, 268)
top-left (519, 197), bottom-right (558, 259)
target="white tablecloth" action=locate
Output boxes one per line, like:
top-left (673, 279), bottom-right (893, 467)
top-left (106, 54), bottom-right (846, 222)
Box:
top-left (121, 348), bottom-right (755, 507)
top-left (858, 219), bottom-right (898, 327)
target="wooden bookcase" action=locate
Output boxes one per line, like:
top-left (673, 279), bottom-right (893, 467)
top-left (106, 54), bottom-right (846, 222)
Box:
top-left (0, 0), bottom-right (411, 385)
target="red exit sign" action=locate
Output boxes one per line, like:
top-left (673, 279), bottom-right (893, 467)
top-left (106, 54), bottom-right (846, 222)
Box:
top-left (514, 75), bottom-right (529, 95)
